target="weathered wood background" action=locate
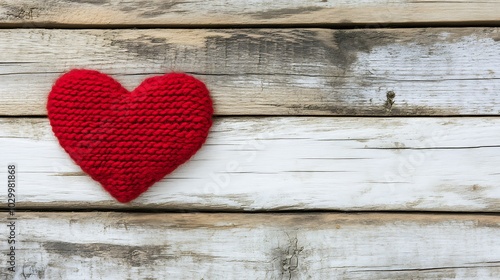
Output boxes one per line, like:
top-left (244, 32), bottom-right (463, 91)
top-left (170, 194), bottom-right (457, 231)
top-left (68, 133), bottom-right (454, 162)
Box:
top-left (1, 0), bottom-right (500, 279)
top-left (1, 28), bottom-right (500, 116)
top-left (1, 0), bottom-right (500, 27)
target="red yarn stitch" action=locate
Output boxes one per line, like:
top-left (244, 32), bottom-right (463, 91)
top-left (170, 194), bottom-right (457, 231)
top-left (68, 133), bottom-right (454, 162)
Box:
top-left (47, 69), bottom-right (213, 203)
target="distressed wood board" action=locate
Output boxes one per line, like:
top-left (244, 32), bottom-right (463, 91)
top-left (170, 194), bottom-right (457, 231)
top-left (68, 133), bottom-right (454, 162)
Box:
top-left (2, 0), bottom-right (499, 278)
top-left (1, 117), bottom-right (500, 211)
top-left (1, 0), bottom-right (500, 27)
top-left (1, 212), bottom-right (500, 279)
top-left (0, 28), bottom-right (500, 116)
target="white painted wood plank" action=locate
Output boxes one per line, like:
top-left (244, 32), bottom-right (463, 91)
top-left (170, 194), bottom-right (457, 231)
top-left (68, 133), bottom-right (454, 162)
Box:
top-left (0, 28), bottom-right (499, 116)
top-left (1, 212), bottom-right (500, 279)
top-left (1, 117), bottom-right (500, 211)
top-left (1, 0), bottom-right (500, 26)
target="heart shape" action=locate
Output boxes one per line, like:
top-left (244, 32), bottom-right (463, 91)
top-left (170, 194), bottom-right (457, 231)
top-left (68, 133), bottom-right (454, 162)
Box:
top-left (47, 69), bottom-right (213, 203)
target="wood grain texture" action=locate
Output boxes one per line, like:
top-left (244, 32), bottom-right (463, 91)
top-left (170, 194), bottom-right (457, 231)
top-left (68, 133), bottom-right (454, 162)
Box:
top-left (2, 117), bottom-right (500, 211)
top-left (1, 0), bottom-right (500, 27)
top-left (1, 212), bottom-right (500, 279)
top-left (1, 28), bottom-right (500, 116)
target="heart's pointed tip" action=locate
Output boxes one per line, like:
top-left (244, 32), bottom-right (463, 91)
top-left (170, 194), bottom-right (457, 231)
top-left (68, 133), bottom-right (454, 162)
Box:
top-left (111, 192), bottom-right (142, 204)
top-left (100, 182), bottom-right (144, 203)
top-left (100, 180), bottom-right (155, 204)
top-left (114, 197), bottom-right (135, 204)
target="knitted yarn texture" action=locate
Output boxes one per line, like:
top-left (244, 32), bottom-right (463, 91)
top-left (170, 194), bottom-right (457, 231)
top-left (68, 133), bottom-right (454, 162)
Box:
top-left (47, 69), bottom-right (213, 203)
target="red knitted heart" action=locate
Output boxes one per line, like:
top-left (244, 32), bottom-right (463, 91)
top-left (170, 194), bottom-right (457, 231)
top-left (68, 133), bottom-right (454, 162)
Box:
top-left (47, 69), bottom-right (213, 203)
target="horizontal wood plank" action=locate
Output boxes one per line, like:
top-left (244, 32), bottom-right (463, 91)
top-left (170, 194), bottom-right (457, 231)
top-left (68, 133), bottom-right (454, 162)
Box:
top-left (1, 212), bottom-right (500, 279)
top-left (1, 28), bottom-right (500, 116)
top-left (1, 0), bottom-right (500, 27)
top-left (2, 117), bottom-right (500, 211)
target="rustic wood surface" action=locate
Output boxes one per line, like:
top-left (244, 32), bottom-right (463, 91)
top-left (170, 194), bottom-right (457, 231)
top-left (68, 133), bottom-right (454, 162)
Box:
top-left (0, 28), bottom-right (500, 116)
top-left (1, 0), bottom-right (500, 27)
top-left (1, 212), bottom-right (500, 279)
top-left (2, 117), bottom-right (500, 211)
top-left (1, 2), bottom-right (499, 278)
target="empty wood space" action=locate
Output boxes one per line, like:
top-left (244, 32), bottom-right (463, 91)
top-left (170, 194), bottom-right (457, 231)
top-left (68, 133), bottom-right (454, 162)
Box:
top-left (0, 28), bottom-right (499, 116)
top-left (1, 1), bottom-right (499, 279)
top-left (0, 0), bottom-right (500, 27)
top-left (1, 117), bottom-right (500, 211)
top-left (3, 212), bottom-right (500, 279)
